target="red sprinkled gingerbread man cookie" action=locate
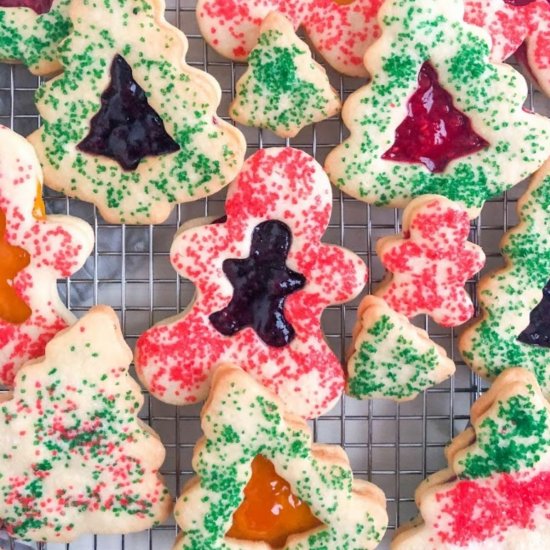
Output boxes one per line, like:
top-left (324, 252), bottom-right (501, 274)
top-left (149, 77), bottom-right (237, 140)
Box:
top-left (0, 126), bottom-right (94, 386)
top-left (136, 147), bottom-right (368, 419)
top-left (375, 195), bottom-right (485, 327)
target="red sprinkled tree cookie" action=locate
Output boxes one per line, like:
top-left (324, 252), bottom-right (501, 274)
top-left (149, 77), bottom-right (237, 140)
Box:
top-left (392, 367), bottom-right (550, 549)
top-left (325, 0), bottom-right (550, 217)
top-left (173, 364), bottom-right (388, 549)
top-left (0, 306), bottom-right (173, 542)
top-left (135, 147), bottom-right (368, 419)
top-left (0, 126), bottom-right (94, 387)
top-left (375, 195), bottom-right (485, 327)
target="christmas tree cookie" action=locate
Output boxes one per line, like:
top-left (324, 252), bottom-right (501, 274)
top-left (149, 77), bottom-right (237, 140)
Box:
top-left (0, 306), bottom-right (172, 542)
top-left (0, 0), bottom-right (70, 75)
top-left (347, 296), bottom-right (456, 402)
top-left (27, 0), bottom-right (246, 224)
top-left (375, 195), bottom-right (485, 327)
top-left (173, 364), bottom-right (388, 550)
top-left (230, 12), bottom-right (341, 138)
top-left (0, 125), bottom-right (94, 387)
top-left (460, 159), bottom-right (550, 396)
top-left (136, 148), bottom-right (367, 419)
top-left (324, 0), bottom-right (550, 217)
top-left (392, 367), bottom-right (550, 549)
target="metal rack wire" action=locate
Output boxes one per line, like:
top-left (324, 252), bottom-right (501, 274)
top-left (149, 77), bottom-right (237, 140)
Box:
top-left (0, 1), bottom-right (549, 548)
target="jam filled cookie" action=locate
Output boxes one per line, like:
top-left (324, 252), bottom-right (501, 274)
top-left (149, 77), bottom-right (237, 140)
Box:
top-left (464, 0), bottom-right (550, 96)
top-left (27, 0), bottom-right (246, 224)
top-left (347, 296), bottom-right (456, 402)
top-left (230, 11), bottom-right (341, 138)
top-left (136, 147), bottom-right (368, 419)
top-left (460, 159), bottom-right (550, 396)
top-left (0, 0), bottom-right (70, 75)
top-left (375, 195), bottom-right (485, 327)
top-left (0, 125), bottom-right (94, 387)
top-left (324, 0), bottom-right (550, 217)
top-left (0, 306), bottom-right (173, 542)
top-left (392, 368), bottom-right (550, 549)
top-left (173, 364), bottom-right (388, 550)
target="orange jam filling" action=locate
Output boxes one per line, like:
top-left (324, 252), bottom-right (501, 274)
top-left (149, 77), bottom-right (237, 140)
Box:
top-left (226, 455), bottom-right (323, 548)
top-left (33, 183), bottom-right (46, 220)
top-left (0, 210), bottom-right (32, 324)
top-left (333, 0), bottom-right (355, 5)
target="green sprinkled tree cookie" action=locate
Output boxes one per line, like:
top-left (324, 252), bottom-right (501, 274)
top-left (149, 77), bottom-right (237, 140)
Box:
top-left (28, 0), bottom-right (246, 224)
top-left (460, 159), bottom-right (550, 396)
top-left (324, 0), bottom-right (550, 218)
top-left (230, 11), bottom-right (341, 138)
top-left (173, 364), bottom-right (388, 550)
top-left (392, 367), bottom-right (550, 549)
top-left (0, 0), bottom-right (70, 75)
top-left (347, 296), bottom-right (456, 402)
top-left (0, 306), bottom-right (172, 542)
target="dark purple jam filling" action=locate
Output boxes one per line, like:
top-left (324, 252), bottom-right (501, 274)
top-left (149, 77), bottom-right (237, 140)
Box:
top-left (0, 0), bottom-right (52, 15)
top-left (209, 220), bottom-right (306, 347)
top-left (78, 55), bottom-right (180, 171)
top-left (503, 0), bottom-right (536, 6)
top-left (382, 62), bottom-right (489, 173)
top-left (517, 280), bottom-right (550, 348)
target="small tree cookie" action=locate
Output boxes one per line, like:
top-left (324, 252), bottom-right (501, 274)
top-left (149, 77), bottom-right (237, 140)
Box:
top-left (173, 364), bottom-right (388, 550)
top-left (460, 159), bottom-right (550, 397)
top-left (392, 367), bottom-right (550, 549)
top-left (324, 0), bottom-right (550, 217)
top-left (28, 0), bottom-right (246, 224)
top-left (0, 125), bottom-right (94, 387)
top-left (230, 12), bottom-right (341, 138)
top-left (375, 195), bottom-right (485, 327)
top-left (0, 306), bottom-right (173, 542)
top-left (347, 296), bottom-right (456, 402)
top-left (0, 0), bottom-right (70, 75)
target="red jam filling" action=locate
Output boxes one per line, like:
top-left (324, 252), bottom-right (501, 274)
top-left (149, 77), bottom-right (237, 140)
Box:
top-left (382, 61), bottom-right (489, 173)
top-left (517, 279), bottom-right (550, 348)
top-left (0, 0), bottom-right (53, 15)
top-left (226, 455), bottom-right (323, 547)
top-left (0, 210), bottom-right (32, 324)
top-left (209, 220), bottom-right (306, 347)
top-left (78, 55), bottom-right (180, 171)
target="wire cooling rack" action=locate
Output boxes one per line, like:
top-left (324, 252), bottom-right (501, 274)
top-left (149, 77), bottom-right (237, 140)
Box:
top-left (1, 1), bottom-right (549, 548)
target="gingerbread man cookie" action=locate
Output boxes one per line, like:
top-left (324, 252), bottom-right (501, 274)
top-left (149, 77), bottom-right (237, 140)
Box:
top-left (347, 296), bottom-right (456, 401)
top-left (230, 11), bottom-right (341, 138)
top-left (460, 159), bottom-right (550, 397)
top-left (0, 125), bottom-right (94, 387)
top-left (392, 367), bottom-right (550, 549)
top-left (464, 0), bottom-right (550, 96)
top-left (28, 0), bottom-right (246, 224)
top-left (136, 147), bottom-right (367, 419)
top-left (0, 306), bottom-right (173, 542)
top-left (0, 0), bottom-right (70, 75)
top-left (375, 195), bottom-right (485, 327)
top-left (173, 364), bottom-right (388, 550)
top-left (325, 0), bottom-right (550, 217)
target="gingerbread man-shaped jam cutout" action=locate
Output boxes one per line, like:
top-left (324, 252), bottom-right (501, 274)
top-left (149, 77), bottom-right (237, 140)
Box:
top-left (136, 147), bottom-right (368, 419)
top-left (0, 126), bottom-right (94, 386)
top-left (375, 195), bottom-right (485, 327)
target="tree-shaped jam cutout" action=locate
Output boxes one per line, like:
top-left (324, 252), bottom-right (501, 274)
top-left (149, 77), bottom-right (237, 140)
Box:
top-left (136, 147), bottom-right (367, 419)
top-left (460, 160), bottom-right (550, 396)
top-left (0, 125), bottom-right (94, 387)
top-left (173, 365), bottom-right (388, 549)
top-left (382, 62), bottom-right (489, 173)
top-left (210, 221), bottom-right (306, 347)
top-left (0, 306), bottom-right (172, 542)
top-left (226, 455), bottom-right (323, 546)
top-left (393, 368), bottom-right (550, 549)
top-left (0, 210), bottom-right (31, 324)
top-left (325, 0), bottom-right (550, 217)
top-left (78, 55), bottom-right (180, 171)
top-left (0, 0), bottom-right (52, 14)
